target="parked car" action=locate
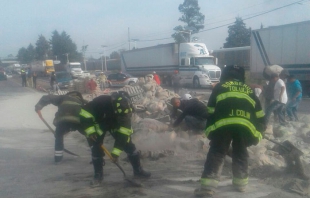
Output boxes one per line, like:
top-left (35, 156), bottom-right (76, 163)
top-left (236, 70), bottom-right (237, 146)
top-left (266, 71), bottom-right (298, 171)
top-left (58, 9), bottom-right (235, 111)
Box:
top-left (55, 71), bottom-right (72, 89)
top-left (83, 71), bottom-right (91, 77)
top-left (107, 73), bottom-right (138, 87)
top-left (95, 70), bottom-right (103, 77)
top-left (0, 71), bottom-right (7, 81)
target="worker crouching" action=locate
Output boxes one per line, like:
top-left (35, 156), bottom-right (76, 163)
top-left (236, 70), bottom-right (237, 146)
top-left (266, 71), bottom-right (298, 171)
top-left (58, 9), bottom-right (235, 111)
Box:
top-left (194, 65), bottom-right (266, 197)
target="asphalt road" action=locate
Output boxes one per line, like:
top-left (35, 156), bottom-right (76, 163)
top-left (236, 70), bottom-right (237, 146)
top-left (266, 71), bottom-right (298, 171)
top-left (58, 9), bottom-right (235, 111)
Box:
top-left (0, 78), bottom-right (305, 198)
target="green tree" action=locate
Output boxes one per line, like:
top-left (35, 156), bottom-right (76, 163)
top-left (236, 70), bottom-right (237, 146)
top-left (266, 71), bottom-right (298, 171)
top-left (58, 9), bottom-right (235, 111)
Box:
top-left (26, 44), bottom-right (36, 63)
top-left (110, 51), bottom-right (120, 59)
top-left (223, 17), bottom-right (251, 48)
top-left (50, 30), bottom-right (82, 64)
top-left (172, 0), bottom-right (205, 43)
top-left (17, 47), bottom-right (28, 64)
top-left (35, 34), bottom-right (50, 60)
top-left (17, 44), bottom-right (36, 64)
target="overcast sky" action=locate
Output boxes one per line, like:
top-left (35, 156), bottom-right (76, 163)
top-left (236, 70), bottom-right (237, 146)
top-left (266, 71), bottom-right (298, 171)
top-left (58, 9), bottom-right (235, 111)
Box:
top-left (1, 0), bottom-right (309, 59)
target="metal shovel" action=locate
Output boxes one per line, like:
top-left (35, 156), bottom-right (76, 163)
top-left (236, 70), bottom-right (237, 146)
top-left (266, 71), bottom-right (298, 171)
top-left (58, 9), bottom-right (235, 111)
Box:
top-left (101, 145), bottom-right (142, 187)
top-left (264, 136), bottom-right (303, 157)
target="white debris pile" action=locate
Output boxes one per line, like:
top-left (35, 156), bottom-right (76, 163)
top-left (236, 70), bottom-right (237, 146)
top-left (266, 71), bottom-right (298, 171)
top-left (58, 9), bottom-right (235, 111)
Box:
top-left (247, 114), bottom-right (310, 169)
top-left (67, 77), bottom-right (103, 99)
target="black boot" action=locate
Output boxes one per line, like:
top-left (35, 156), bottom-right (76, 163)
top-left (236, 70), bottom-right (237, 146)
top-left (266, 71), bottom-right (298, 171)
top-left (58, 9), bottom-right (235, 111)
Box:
top-left (54, 150), bottom-right (63, 163)
top-left (128, 152), bottom-right (151, 178)
top-left (90, 172), bottom-right (103, 187)
top-left (90, 157), bottom-right (104, 186)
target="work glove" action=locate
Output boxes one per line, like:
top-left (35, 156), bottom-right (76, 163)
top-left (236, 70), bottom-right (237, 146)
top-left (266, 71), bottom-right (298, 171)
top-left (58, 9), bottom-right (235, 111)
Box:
top-left (111, 153), bottom-right (119, 163)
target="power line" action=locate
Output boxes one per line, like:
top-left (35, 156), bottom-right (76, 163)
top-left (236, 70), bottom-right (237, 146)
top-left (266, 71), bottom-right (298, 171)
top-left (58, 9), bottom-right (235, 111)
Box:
top-left (199, 0), bottom-right (307, 33)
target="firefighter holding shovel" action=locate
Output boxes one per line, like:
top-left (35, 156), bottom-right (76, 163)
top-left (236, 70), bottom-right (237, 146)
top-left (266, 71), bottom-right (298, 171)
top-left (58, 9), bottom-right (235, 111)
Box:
top-left (35, 91), bottom-right (150, 186)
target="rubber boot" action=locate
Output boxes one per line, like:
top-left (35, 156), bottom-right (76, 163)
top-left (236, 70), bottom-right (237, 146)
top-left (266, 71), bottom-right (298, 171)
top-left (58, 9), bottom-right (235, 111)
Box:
top-left (194, 187), bottom-right (214, 197)
top-left (128, 153), bottom-right (151, 178)
top-left (54, 150), bottom-right (63, 164)
top-left (233, 184), bottom-right (247, 192)
top-left (90, 172), bottom-right (103, 187)
top-left (295, 157), bottom-right (310, 180)
top-left (90, 157), bottom-right (104, 186)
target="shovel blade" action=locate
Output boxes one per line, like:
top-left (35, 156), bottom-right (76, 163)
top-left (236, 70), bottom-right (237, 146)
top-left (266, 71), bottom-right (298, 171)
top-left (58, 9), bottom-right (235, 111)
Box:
top-left (124, 177), bottom-right (143, 187)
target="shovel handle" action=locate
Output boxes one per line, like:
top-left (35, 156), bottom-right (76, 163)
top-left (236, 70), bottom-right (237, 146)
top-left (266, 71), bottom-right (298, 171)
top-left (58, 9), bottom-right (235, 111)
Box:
top-left (100, 145), bottom-right (128, 177)
top-left (264, 136), bottom-right (291, 151)
top-left (101, 145), bottom-right (114, 160)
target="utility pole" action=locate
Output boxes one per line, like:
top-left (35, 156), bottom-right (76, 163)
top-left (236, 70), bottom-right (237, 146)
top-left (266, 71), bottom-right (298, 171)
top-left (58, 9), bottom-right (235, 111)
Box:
top-left (128, 27), bottom-right (130, 50)
top-left (82, 44), bottom-right (88, 71)
top-left (100, 53), bottom-right (103, 71)
top-left (63, 53), bottom-right (69, 64)
top-left (101, 45), bottom-right (108, 72)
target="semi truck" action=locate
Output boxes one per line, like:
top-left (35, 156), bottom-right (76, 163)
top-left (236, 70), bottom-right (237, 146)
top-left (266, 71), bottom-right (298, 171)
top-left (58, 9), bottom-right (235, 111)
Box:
top-left (65, 62), bottom-right (84, 78)
top-left (251, 20), bottom-right (310, 96)
top-left (212, 46), bottom-right (251, 70)
top-left (31, 60), bottom-right (55, 76)
top-left (121, 43), bottom-right (221, 88)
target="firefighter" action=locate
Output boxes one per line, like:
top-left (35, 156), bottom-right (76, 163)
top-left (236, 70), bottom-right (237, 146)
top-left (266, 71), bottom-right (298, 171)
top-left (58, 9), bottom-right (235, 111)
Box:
top-left (35, 91), bottom-right (87, 164)
top-left (171, 97), bottom-right (208, 132)
top-left (82, 91), bottom-right (151, 185)
top-left (194, 65), bottom-right (266, 197)
top-left (35, 91), bottom-right (150, 186)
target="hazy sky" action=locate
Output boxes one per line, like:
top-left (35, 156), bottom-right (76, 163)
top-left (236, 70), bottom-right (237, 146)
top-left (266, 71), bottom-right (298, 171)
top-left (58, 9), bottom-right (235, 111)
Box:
top-left (1, 0), bottom-right (309, 59)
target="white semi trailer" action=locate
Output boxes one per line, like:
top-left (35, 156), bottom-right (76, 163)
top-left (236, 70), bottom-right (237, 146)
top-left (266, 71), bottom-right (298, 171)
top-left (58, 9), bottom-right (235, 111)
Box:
top-left (121, 43), bottom-right (221, 88)
top-left (251, 20), bottom-right (310, 96)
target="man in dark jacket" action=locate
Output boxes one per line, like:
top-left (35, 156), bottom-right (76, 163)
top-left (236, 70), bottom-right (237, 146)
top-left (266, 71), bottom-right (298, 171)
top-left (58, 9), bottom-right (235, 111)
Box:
top-left (21, 69), bottom-right (27, 87)
top-left (171, 97), bottom-right (208, 131)
top-left (194, 65), bottom-right (266, 197)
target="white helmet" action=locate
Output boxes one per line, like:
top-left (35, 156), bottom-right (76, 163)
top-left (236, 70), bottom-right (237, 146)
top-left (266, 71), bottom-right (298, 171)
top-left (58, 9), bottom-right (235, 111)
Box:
top-left (182, 94), bottom-right (192, 100)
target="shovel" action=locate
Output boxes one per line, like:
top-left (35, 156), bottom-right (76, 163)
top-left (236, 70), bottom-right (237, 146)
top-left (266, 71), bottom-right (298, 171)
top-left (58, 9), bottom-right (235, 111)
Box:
top-left (101, 145), bottom-right (142, 187)
top-left (264, 136), bottom-right (303, 157)
top-left (37, 111), bottom-right (80, 157)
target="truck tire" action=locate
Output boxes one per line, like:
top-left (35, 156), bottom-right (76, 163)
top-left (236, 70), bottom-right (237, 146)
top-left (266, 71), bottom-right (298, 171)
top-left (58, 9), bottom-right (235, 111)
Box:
top-left (193, 77), bottom-right (200, 88)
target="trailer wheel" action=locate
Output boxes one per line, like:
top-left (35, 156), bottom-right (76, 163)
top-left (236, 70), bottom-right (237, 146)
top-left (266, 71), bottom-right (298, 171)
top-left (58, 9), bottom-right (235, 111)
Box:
top-left (193, 77), bottom-right (200, 88)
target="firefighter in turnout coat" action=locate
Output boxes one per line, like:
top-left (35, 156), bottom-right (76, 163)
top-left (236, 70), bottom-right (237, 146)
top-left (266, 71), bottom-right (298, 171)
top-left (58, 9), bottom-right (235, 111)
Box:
top-left (194, 65), bottom-right (266, 197)
top-left (35, 91), bottom-right (150, 185)
top-left (82, 91), bottom-right (151, 185)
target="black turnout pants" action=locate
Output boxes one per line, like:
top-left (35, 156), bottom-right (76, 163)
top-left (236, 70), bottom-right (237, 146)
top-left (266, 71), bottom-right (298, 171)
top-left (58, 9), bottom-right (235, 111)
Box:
top-left (201, 128), bottom-right (249, 188)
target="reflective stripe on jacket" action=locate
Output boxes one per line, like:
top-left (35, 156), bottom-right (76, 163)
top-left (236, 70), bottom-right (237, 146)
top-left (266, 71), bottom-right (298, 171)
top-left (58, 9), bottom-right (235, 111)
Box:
top-left (205, 80), bottom-right (265, 143)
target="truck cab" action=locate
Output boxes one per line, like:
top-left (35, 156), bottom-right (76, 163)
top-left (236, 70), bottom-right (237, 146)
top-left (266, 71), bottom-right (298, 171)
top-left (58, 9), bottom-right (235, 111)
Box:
top-left (66, 62), bottom-right (83, 78)
top-left (178, 43), bottom-right (221, 88)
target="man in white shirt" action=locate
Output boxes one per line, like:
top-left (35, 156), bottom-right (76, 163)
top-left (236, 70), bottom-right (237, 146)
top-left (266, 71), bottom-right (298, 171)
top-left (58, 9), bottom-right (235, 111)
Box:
top-left (265, 73), bottom-right (288, 126)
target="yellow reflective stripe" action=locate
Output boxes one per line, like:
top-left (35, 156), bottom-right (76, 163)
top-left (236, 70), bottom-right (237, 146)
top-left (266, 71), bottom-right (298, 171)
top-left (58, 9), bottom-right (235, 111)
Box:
top-left (200, 178), bottom-right (219, 188)
top-left (118, 97), bottom-right (122, 101)
top-left (256, 110), bottom-right (265, 118)
top-left (216, 92), bottom-right (255, 108)
top-left (116, 103), bottom-right (120, 107)
top-left (61, 101), bottom-right (81, 106)
top-left (56, 116), bottom-right (80, 123)
top-left (207, 107), bottom-right (215, 114)
top-left (205, 117), bottom-right (262, 141)
top-left (117, 109), bottom-right (122, 113)
top-left (124, 109), bottom-right (129, 113)
top-left (80, 109), bottom-right (93, 118)
top-left (111, 148), bottom-right (122, 156)
top-left (95, 124), bottom-right (103, 136)
top-left (85, 126), bottom-right (96, 137)
top-left (117, 127), bottom-right (133, 136)
top-left (233, 177), bottom-right (248, 186)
